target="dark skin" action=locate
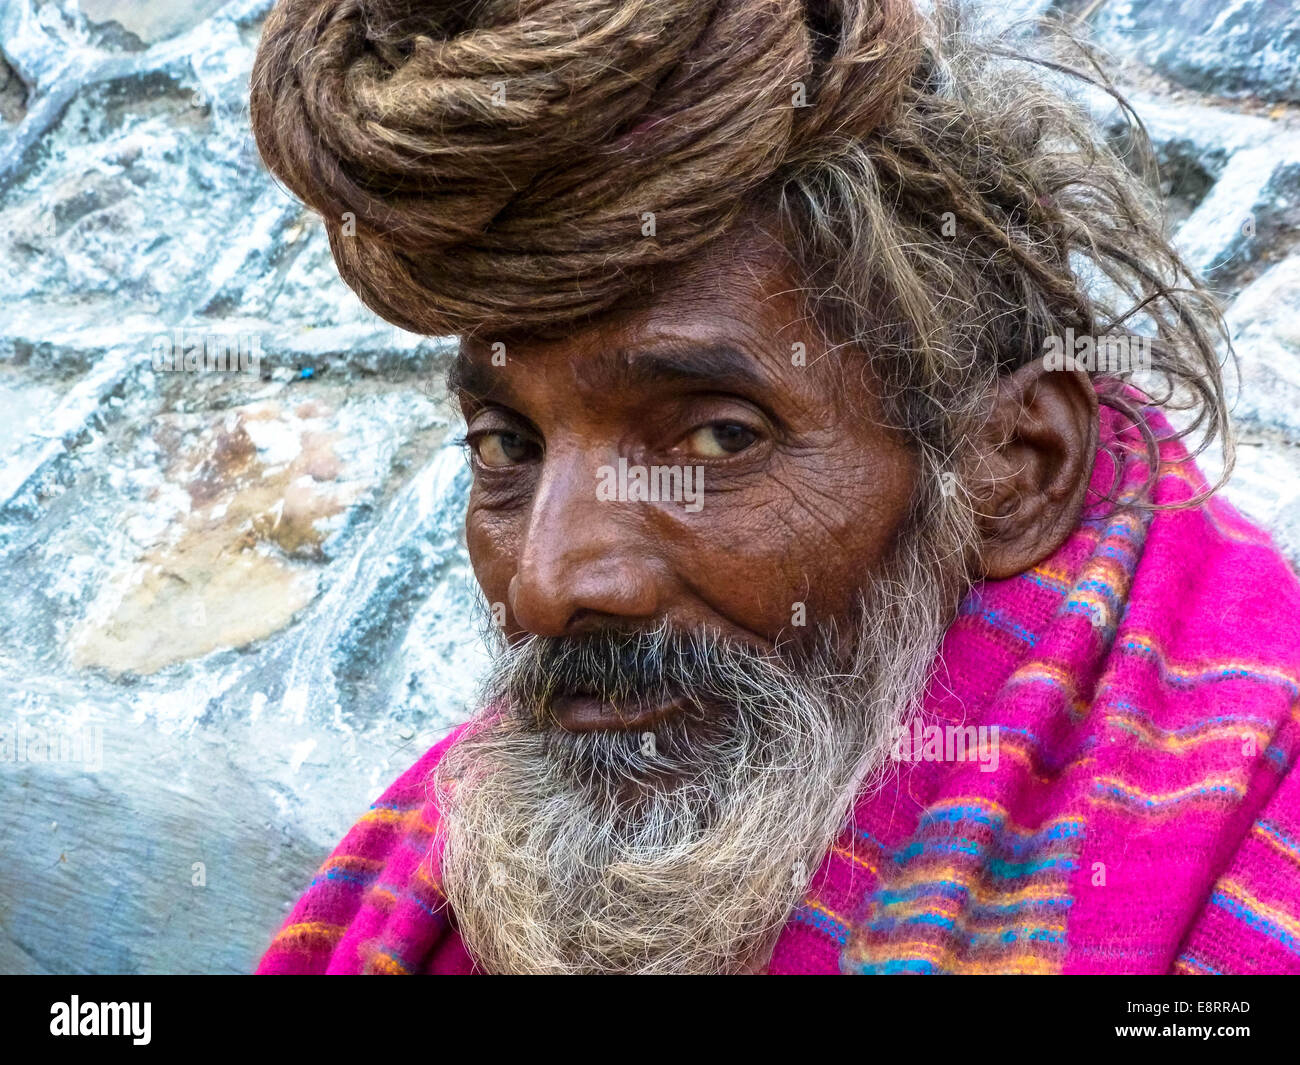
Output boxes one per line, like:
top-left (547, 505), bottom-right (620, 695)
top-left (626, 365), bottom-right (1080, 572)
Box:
top-left (453, 222), bottom-right (1098, 730)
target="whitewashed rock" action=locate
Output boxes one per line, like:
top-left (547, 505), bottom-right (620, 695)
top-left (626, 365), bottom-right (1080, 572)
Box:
top-left (1225, 255), bottom-right (1300, 437)
top-left (0, 0), bottom-right (483, 974)
top-left (1093, 0), bottom-right (1300, 105)
top-left (1085, 87), bottom-right (1300, 294)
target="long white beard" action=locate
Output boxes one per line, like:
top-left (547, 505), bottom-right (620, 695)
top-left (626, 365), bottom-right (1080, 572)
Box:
top-left (434, 524), bottom-right (964, 974)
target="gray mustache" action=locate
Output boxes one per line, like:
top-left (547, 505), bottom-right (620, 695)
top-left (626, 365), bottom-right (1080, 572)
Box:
top-left (499, 626), bottom-right (704, 712)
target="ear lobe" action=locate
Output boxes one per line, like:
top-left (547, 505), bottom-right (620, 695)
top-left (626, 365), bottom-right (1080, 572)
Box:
top-left (971, 362), bottom-right (1098, 580)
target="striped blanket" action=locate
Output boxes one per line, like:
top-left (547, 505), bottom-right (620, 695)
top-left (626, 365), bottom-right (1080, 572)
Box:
top-left (257, 403), bottom-right (1300, 974)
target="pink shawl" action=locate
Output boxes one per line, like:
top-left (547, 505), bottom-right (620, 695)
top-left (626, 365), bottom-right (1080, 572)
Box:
top-left (257, 403), bottom-right (1300, 974)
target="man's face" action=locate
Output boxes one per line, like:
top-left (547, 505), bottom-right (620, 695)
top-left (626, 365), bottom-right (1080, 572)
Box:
top-left (438, 224), bottom-right (974, 974)
top-left (454, 225), bottom-right (919, 731)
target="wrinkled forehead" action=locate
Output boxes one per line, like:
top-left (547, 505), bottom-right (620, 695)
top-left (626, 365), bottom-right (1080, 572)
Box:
top-left (449, 212), bottom-right (841, 403)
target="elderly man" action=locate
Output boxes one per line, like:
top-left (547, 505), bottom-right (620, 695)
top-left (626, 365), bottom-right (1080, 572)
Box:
top-left (248, 0), bottom-right (1300, 974)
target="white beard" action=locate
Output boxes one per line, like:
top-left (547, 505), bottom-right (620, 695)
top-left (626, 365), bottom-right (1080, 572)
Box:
top-left (434, 523), bottom-right (964, 974)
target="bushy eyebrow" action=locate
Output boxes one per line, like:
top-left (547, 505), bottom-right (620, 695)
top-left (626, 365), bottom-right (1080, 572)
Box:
top-left (448, 339), bottom-right (771, 404)
top-left (619, 342), bottom-right (770, 393)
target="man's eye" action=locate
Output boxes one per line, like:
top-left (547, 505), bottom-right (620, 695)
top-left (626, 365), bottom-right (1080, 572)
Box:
top-left (683, 422), bottom-right (758, 458)
top-left (474, 431), bottom-right (536, 467)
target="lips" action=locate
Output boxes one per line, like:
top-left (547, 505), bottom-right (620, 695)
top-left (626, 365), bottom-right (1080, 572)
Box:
top-left (547, 691), bottom-right (685, 733)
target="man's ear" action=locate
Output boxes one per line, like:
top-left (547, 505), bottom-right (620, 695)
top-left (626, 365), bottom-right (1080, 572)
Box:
top-left (968, 361), bottom-right (1098, 580)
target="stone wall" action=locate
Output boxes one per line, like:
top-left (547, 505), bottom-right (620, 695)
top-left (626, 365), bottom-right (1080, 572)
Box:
top-left (0, 0), bottom-right (1296, 973)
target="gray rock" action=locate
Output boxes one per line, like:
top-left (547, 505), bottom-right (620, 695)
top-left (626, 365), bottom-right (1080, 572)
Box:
top-left (1189, 254), bottom-right (1300, 566)
top-left (1197, 429), bottom-right (1300, 569)
top-left (0, 0), bottom-right (485, 974)
top-left (1087, 87), bottom-right (1300, 295)
top-left (1225, 254), bottom-right (1300, 437)
top-left (1093, 0), bottom-right (1300, 105)
top-left (80, 0), bottom-right (234, 47)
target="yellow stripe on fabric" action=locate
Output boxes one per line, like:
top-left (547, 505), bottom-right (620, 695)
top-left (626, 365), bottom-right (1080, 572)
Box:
top-left (1120, 633), bottom-right (1300, 694)
top-left (846, 939), bottom-right (1058, 974)
top-left (1094, 773), bottom-right (1246, 806)
top-left (1108, 718), bottom-right (1272, 754)
top-left (1005, 661), bottom-right (1080, 698)
top-left (1217, 879), bottom-right (1300, 943)
top-left (413, 861), bottom-right (447, 900)
top-left (358, 806), bottom-right (423, 827)
top-left (320, 854), bottom-right (384, 873)
top-left (270, 921), bottom-right (346, 947)
top-left (803, 899), bottom-right (852, 928)
top-left (365, 950), bottom-right (412, 975)
top-left (921, 798), bottom-right (1082, 838)
top-left (1253, 823), bottom-right (1300, 869)
top-left (885, 883), bottom-right (1072, 914)
top-left (878, 865), bottom-right (1071, 903)
top-left (367, 886), bottom-right (398, 909)
top-left (831, 844), bottom-right (878, 876)
top-left (880, 897), bottom-right (1069, 937)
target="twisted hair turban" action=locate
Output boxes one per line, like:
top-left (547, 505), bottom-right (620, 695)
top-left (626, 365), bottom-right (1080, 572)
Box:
top-left (250, 0), bottom-right (924, 336)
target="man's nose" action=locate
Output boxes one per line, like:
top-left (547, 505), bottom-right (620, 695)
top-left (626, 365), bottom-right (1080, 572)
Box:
top-left (508, 452), bottom-right (662, 637)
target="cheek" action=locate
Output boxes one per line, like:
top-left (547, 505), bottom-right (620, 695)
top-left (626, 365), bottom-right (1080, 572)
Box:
top-left (657, 450), bottom-right (917, 640)
top-left (465, 500), bottom-right (520, 614)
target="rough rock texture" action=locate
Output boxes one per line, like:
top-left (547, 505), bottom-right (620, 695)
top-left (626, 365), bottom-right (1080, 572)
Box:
top-left (0, 0), bottom-right (488, 975)
top-left (0, 0), bottom-right (1297, 974)
top-left (1093, 0), bottom-right (1300, 105)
